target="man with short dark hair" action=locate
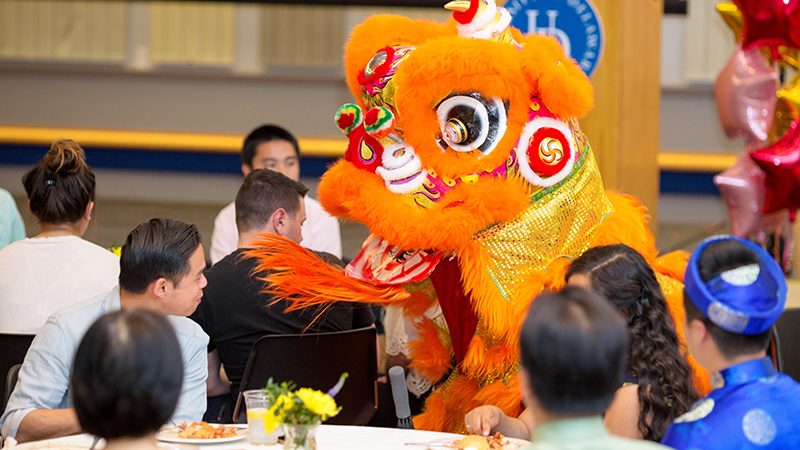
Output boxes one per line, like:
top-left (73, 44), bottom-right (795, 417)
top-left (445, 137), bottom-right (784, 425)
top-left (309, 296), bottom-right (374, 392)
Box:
top-left (193, 169), bottom-right (372, 419)
top-left (0, 219), bottom-right (209, 442)
top-left (519, 287), bottom-right (667, 449)
top-left (662, 236), bottom-right (800, 448)
top-left (209, 124), bottom-right (341, 263)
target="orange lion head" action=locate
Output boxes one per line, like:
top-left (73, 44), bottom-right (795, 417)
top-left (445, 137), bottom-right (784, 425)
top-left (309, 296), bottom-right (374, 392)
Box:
top-left (320, 0), bottom-right (599, 262)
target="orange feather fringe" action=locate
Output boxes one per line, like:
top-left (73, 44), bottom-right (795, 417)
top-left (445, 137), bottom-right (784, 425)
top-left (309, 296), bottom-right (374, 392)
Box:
top-left (243, 234), bottom-right (408, 310)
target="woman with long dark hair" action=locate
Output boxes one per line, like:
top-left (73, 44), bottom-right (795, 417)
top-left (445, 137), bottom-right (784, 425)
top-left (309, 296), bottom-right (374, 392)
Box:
top-left (465, 244), bottom-right (698, 442)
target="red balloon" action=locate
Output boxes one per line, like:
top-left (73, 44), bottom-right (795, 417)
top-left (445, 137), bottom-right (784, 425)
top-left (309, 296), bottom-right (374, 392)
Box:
top-left (734, 0), bottom-right (800, 54)
top-left (750, 118), bottom-right (800, 214)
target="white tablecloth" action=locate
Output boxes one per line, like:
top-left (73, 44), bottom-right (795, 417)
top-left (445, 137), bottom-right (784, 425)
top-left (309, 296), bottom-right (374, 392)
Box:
top-left (7, 425), bottom-right (466, 450)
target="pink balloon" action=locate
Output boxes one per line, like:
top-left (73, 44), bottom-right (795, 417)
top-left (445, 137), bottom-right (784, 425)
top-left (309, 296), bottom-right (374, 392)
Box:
top-left (715, 156), bottom-right (767, 237)
top-left (715, 155), bottom-right (794, 272)
top-left (715, 48), bottom-right (779, 146)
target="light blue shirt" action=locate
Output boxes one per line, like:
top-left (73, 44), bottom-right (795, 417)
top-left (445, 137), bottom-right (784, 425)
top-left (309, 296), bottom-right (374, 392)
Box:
top-left (0, 189), bottom-right (25, 250)
top-left (0, 286), bottom-right (209, 438)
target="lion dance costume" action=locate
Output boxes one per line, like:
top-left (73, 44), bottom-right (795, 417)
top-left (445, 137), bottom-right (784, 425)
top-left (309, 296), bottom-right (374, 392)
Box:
top-left (248, 0), bottom-right (709, 433)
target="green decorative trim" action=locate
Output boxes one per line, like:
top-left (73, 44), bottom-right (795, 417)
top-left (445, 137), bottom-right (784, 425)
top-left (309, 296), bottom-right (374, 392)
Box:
top-left (487, 268), bottom-right (510, 301)
top-left (530, 143), bottom-right (591, 203)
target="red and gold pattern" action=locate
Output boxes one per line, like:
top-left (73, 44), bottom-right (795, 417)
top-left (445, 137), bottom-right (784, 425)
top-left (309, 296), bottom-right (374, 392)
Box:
top-left (248, 0), bottom-right (709, 433)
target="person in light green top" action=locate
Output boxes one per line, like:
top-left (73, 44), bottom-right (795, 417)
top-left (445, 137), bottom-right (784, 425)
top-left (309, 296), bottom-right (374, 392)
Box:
top-left (518, 287), bottom-right (669, 450)
top-left (0, 188), bottom-right (25, 249)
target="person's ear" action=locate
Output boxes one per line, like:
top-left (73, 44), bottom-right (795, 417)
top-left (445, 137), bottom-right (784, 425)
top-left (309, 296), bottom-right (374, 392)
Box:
top-left (241, 163), bottom-right (252, 176)
top-left (688, 318), bottom-right (708, 343)
top-left (84, 201), bottom-right (95, 221)
top-left (271, 208), bottom-right (288, 236)
top-left (151, 277), bottom-right (169, 299)
top-left (697, 320), bottom-right (711, 344)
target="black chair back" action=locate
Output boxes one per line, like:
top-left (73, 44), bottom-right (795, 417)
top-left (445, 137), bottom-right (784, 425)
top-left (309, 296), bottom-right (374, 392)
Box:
top-left (0, 334), bottom-right (34, 413)
top-left (775, 309), bottom-right (800, 381)
top-left (233, 327), bottom-right (377, 425)
top-left (4, 364), bottom-right (21, 413)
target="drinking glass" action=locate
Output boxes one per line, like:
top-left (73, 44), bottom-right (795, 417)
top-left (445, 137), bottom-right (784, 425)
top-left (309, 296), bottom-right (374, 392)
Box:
top-left (243, 389), bottom-right (279, 445)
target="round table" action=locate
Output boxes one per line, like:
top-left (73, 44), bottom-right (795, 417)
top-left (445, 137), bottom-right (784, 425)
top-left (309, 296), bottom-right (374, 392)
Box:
top-left (7, 425), bottom-right (474, 450)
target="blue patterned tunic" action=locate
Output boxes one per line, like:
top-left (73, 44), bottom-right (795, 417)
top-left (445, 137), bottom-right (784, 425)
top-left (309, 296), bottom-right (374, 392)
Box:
top-left (662, 357), bottom-right (800, 449)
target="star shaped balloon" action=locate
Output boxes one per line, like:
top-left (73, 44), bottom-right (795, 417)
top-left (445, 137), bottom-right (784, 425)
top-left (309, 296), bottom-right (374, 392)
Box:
top-left (733, 0), bottom-right (800, 55)
top-left (715, 156), bottom-right (767, 237)
top-left (750, 118), bottom-right (800, 213)
top-left (771, 76), bottom-right (800, 141)
top-left (717, 2), bottom-right (744, 42)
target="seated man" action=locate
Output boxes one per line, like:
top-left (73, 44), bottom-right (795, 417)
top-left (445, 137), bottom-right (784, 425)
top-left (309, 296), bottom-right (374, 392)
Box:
top-left (193, 169), bottom-right (373, 415)
top-left (1, 218), bottom-right (209, 442)
top-left (210, 124), bottom-right (341, 263)
top-left (662, 236), bottom-right (800, 448)
top-left (518, 287), bottom-right (667, 449)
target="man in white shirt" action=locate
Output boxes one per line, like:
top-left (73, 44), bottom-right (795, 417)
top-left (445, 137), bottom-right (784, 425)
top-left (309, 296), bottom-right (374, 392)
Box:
top-left (1, 219), bottom-right (209, 442)
top-left (210, 124), bottom-right (341, 263)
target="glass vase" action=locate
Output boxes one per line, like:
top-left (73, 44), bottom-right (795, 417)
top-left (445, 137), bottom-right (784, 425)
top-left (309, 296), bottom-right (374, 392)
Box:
top-left (282, 422), bottom-right (319, 450)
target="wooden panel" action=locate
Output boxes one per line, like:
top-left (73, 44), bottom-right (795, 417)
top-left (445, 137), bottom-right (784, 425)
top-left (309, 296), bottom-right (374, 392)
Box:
top-left (684, 0), bottom-right (737, 83)
top-left (580, 0), bottom-right (662, 222)
top-left (0, 0), bottom-right (125, 62)
top-left (262, 5), bottom-right (344, 68)
top-left (149, 2), bottom-right (235, 66)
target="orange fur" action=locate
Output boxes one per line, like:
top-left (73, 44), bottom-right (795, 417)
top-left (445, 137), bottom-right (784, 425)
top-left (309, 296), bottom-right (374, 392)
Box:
top-left (518, 34), bottom-right (594, 119)
top-left (474, 376), bottom-right (523, 418)
top-left (413, 389), bottom-right (447, 431)
top-left (654, 251), bottom-right (690, 282)
top-left (344, 15), bottom-right (455, 104)
top-left (403, 287), bottom-right (438, 317)
top-left (243, 234), bottom-right (408, 308)
top-left (439, 376), bottom-right (480, 432)
top-left (408, 318), bottom-right (452, 382)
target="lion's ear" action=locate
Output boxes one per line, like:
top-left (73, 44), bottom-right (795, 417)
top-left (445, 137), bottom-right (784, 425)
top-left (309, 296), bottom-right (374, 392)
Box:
top-left (519, 35), bottom-right (594, 119)
top-left (343, 15), bottom-right (455, 103)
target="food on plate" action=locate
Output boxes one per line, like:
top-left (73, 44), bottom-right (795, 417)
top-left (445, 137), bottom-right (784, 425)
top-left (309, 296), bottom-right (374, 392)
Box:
top-left (455, 432), bottom-right (508, 450)
top-left (176, 421), bottom-right (237, 439)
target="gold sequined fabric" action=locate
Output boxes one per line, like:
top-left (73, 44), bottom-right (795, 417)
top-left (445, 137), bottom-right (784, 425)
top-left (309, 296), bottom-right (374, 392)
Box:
top-left (474, 148), bottom-right (613, 302)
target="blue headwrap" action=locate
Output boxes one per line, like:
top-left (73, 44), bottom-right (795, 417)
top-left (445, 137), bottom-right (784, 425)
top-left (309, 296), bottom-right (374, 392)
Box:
top-left (685, 236), bottom-right (786, 335)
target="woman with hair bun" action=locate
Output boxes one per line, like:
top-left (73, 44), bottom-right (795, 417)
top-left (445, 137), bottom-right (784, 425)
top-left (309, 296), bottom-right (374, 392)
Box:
top-left (0, 139), bottom-right (118, 334)
top-left (465, 244), bottom-right (698, 442)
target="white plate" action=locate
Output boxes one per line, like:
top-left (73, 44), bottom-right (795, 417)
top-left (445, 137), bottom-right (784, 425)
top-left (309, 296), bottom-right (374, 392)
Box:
top-left (418, 436), bottom-right (528, 449)
top-left (156, 424), bottom-right (248, 444)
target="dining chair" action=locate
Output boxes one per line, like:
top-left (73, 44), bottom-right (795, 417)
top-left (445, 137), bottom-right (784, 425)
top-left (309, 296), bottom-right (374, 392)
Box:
top-left (775, 308), bottom-right (800, 381)
top-left (0, 334), bottom-right (34, 413)
top-left (4, 364), bottom-right (22, 413)
top-left (232, 326), bottom-right (378, 426)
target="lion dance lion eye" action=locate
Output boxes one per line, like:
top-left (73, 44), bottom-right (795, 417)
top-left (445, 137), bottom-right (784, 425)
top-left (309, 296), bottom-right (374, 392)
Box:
top-left (516, 116), bottom-right (577, 187)
top-left (435, 93), bottom-right (507, 155)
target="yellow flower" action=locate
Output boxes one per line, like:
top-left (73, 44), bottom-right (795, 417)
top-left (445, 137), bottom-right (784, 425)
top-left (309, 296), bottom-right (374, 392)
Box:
top-left (277, 394), bottom-right (293, 412)
top-left (108, 245), bottom-right (122, 257)
top-left (295, 388), bottom-right (339, 420)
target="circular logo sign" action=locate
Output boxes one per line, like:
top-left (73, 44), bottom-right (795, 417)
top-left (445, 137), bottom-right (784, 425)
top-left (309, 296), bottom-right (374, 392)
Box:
top-left (506, 0), bottom-right (604, 77)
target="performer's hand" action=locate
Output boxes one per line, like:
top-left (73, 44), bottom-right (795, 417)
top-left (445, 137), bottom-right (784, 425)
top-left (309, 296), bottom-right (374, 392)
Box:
top-left (464, 405), bottom-right (503, 436)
